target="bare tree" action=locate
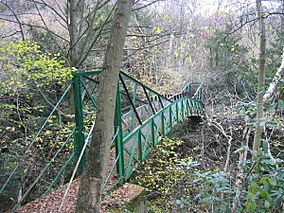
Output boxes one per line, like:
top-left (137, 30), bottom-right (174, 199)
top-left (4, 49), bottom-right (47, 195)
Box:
top-left (0, 0), bottom-right (114, 68)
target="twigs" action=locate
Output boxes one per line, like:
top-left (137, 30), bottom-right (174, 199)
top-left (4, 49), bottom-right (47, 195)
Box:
top-left (232, 126), bottom-right (251, 210)
top-left (224, 129), bottom-right (233, 172)
top-left (0, 2), bottom-right (25, 40)
top-left (207, 117), bottom-right (233, 172)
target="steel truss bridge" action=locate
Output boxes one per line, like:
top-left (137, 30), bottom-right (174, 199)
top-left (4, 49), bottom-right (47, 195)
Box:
top-left (0, 70), bottom-right (205, 210)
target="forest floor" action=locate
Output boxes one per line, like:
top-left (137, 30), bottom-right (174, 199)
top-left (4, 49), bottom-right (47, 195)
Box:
top-left (15, 179), bottom-right (145, 213)
top-left (15, 149), bottom-right (144, 213)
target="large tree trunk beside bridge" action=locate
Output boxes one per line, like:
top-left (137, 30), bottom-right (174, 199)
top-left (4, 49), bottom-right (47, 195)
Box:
top-left (75, 0), bottom-right (133, 212)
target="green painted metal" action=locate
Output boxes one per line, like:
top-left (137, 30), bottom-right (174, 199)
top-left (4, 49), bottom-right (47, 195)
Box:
top-left (80, 79), bottom-right (97, 108)
top-left (121, 97), bottom-right (203, 179)
top-left (151, 119), bottom-right (155, 147)
top-left (161, 111), bottom-right (165, 135)
top-left (102, 155), bottom-right (119, 191)
top-left (43, 153), bottom-right (74, 195)
top-left (138, 130), bottom-right (142, 162)
top-left (73, 74), bottom-right (86, 174)
top-left (0, 82), bottom-right (73, 196)
top-left (114, 83), bottom-right (125, 184)
top-left (73, 71), bottom-right (205, 184)
top-left (1, 69), bottom-right (205, 208)
top-left (121, 71), bottom-right (172, 103)
top-left (130, 85), bottom-right (137, 129)
top-left (74, 70), bottom-right (101, 77)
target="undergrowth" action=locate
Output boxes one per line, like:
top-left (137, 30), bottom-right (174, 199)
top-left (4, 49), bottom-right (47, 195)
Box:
top-left (131, 113), bottom-right (284, 213)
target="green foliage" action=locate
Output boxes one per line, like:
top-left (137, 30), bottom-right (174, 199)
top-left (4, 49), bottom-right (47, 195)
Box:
top-left (235, 92), bottom-right (284, 212)
top-left (207, 28), bottom-right (248, 69)
top-left (245, 151), bottom-right (284, 213)
top-left (0, 41), bottom-right (76, 210)
top-left (266, 31), bottom-right (284, 80)
top-left (179, 151), bottom-right (284, 213)
top-left (192, 171), bottom-right (233, 212)
top-left (207, 24), bottom-right (284, 101)
top-left (134, 105), bottom-right (283, 212)
top-left (206, 27), bottom-right (257, 98)
top-left (0, 41), bottom-right (75, 89)
top-left (0, 40), bottom-right (75, 144)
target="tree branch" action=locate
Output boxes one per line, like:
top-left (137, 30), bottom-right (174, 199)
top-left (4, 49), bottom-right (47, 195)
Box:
top-left (263, 48), bottom-right (284, 103)
top-left (33, 2), bottom-right (65, 54)
top-left (77, 4), bottom-right (115, 67)
top-left (133, 0), bottom-right (164, 11)
top-left (0, 16), bottom-right (69, 43)
top-left (1, 2), bottom-right (25, 40)
top-left (26, 0), bottom-right (67, 24)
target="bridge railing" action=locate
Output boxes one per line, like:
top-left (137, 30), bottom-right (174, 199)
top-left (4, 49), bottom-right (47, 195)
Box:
top-left (120, 97), bottom-right (204, 180)
top-left (1, 69), bottom-right (206, 210)
top-left (72, 71), bottom-right (206, 184)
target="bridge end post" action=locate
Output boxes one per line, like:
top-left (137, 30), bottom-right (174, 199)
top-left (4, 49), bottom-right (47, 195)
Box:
top-left (73, 73), bottom-right (86, 174)
top-left (115, 83), bottom-right (125, 185)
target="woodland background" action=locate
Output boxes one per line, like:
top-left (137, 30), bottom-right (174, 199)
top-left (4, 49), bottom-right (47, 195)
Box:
top-left (0, 0), bottom-right (284, 212)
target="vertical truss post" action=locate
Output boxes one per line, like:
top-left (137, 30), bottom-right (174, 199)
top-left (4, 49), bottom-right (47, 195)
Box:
top-left (138, 130), bottom-right (142, 162)
top-left (181, 99), bottom-right (185, 119)
top-left (176, 101), bottom-right (179, 122)
top-left (73, 74), bottom-right (86, 174)
top-left (161, 111), bottom-right (165, 135)
top-left (170, 106), bottom-right (173, 128)
top-left (185, 99), bottom-right (188, 116)
top-left (151, 119), bottom-right (155, 147)
top-left (130, 84), bottom-right (137, 130)
top-left (189, 99), bottom-right (193, 116)
top-left (114, 83), bottom-right (125, 185)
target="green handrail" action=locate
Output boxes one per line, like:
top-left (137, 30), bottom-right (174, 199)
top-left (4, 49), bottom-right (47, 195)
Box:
top-left (71, 70), bottom-right (205, 184)
top-left (1, 69), bottom-right (205, 209)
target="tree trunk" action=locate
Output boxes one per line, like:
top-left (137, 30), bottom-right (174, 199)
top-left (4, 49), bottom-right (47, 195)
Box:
top-left (252, 0), bottom-right (266, 154)
top-left (68, 0), bottom-right (85, 68)
top-left (263, 48), bottom-right (284, 103)
top-left (281, 0), bottom-right (284, 32)
top-left (75, 0), bottom-right (133, 212)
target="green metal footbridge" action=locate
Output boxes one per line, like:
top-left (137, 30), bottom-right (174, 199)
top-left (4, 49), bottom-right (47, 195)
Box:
top-left (0, 70), bottom-right (205, 210)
